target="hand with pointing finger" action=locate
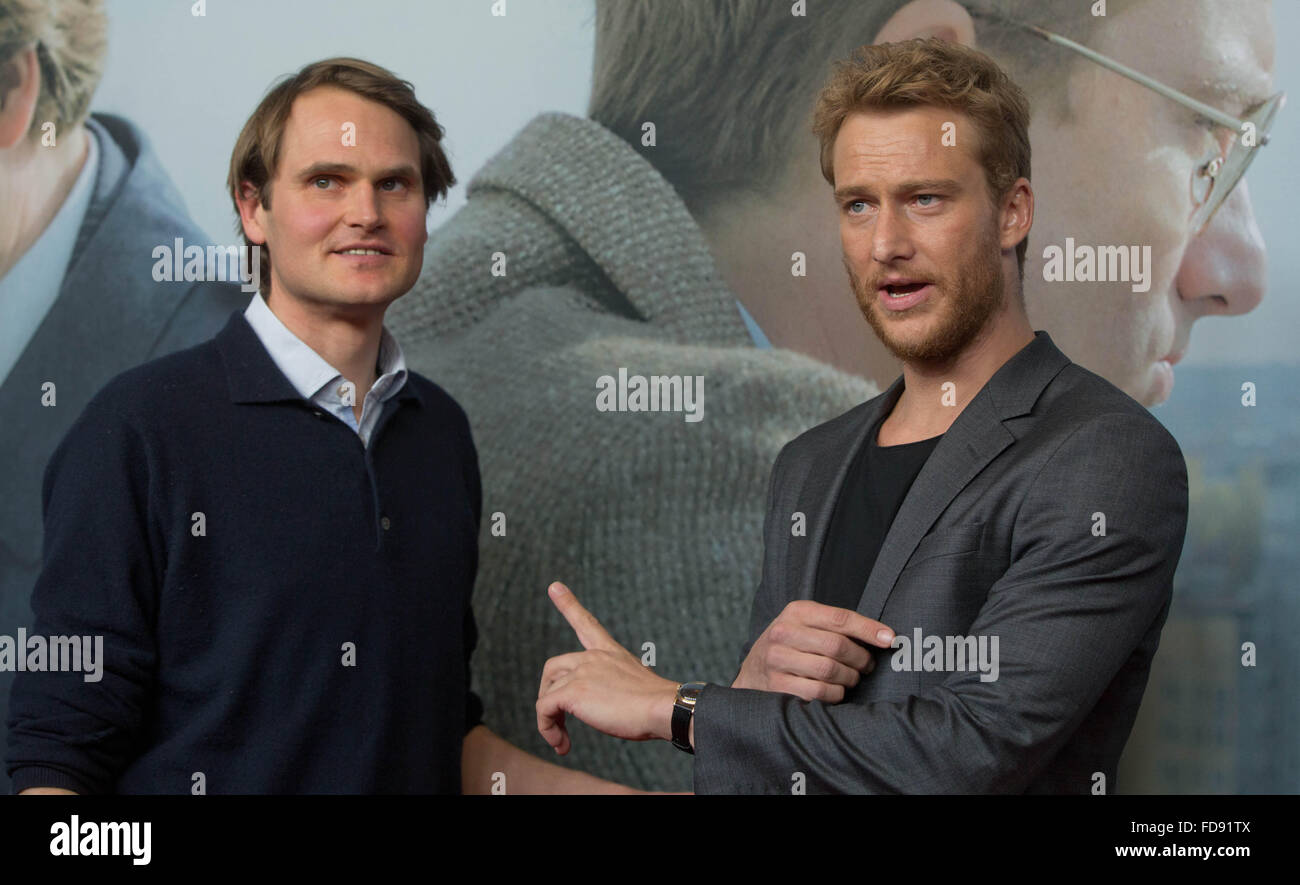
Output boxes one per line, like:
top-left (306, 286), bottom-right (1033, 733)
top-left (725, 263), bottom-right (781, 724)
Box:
top-left (536, 581), bottom-right (683, 755)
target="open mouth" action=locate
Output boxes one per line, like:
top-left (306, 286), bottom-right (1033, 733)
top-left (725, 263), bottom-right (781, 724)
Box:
top-left (875, 281), bottom-right (934, 312)
top-left (883, 282), bottom-right (928, 297)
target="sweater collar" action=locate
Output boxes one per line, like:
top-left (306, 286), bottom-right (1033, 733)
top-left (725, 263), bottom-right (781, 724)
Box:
top-left (215, 310), bottom-right (422, 408)
top-left (393, 113), bottom-right (751, 347)
top-left (242, 292), bottom-right (408, 404)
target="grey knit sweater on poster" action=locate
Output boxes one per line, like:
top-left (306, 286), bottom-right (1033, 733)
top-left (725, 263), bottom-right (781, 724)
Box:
top-left (386, 112), bottom-right (879, 792)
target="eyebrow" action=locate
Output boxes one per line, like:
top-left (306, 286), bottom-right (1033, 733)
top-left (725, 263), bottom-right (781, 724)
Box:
top-left (833, 178), bottom-right (962, 200)
top-left (297, 161), bottom-right (421, 181)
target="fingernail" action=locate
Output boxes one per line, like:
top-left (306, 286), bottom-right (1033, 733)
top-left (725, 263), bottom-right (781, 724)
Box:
top-left (877, 629), bottom-right (894, 644)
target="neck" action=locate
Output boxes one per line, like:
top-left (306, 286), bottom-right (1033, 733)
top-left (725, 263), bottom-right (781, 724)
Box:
top-left (0, 126), bottom-right (90, 281)
top-left (264, 287), bottom-right (386, 400)
top-left (884, 304), bottom-right (1036, 444)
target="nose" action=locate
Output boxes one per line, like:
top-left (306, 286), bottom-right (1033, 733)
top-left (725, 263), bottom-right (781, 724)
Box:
top-left (345, 181), bottom-right (382, 229)
top-left (1175, 178), bottom-right (1266, 318)
top-left (871, 202), bottom-right (915, 266)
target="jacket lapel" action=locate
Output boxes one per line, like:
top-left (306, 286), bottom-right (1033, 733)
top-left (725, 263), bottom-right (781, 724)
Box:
top-left (795, 375), bottom-right (904, 600)
top-left (855, 331), bottom-right (1072, 620)
top-left (0, 115), bottom-right (236, 566)
top-left (855, 390), bottom-right (1015, 620)
top-left (0, 115), bottom-right (139, 565)
top-left (791, 331), bottom-right (1072, 616)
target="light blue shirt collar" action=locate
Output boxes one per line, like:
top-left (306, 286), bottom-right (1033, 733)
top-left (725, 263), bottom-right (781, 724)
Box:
top-left (735, 299), bottom-right (772, 349)
top-left (243, 293), bottom-right (408, 445)
top-left (0, 128), bottom-right (100, 387)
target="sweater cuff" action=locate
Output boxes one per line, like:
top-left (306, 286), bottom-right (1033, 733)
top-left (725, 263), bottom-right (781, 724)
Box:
top-left (8, 765), bottom-right (94, 795)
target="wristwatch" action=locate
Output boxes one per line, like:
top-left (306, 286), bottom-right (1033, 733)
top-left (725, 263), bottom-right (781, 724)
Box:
top-left (671, 681), bottom-right (707, 754)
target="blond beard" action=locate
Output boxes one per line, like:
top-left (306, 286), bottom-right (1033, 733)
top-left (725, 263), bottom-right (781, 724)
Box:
top-left (847, 228), bottom-right (1006, 364)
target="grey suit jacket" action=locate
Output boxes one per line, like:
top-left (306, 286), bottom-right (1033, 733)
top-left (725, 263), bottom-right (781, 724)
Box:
top-left (0, 113), bottom-right (247, 793)
top-left (693, 330), bottom-right (1189, 794)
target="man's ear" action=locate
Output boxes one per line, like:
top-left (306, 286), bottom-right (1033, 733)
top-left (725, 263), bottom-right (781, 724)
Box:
top-left (235, 181), bottom-right (269, 246)
top-left (0, 46), bottom-right (41, 151)
top-left (873, 0), bottom-right (977, 46)
top-left (999, 177), bottom-right (1034, 255)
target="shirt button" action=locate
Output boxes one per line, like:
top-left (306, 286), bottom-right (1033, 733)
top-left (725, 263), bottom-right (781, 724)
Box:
top-left (312, 410), bottom-right (323, 418)
top-left (380, 516), bottom-right (391, 531)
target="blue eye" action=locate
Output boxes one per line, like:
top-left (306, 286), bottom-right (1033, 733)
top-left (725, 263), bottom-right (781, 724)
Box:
top-left (848, 200), bottom-right (867, 214)
top-left (916, 194), bottom-right (939, 206)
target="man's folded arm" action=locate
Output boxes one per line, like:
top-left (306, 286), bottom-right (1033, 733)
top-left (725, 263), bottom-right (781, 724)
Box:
top-left (7, 394), bottom-right (160, 794)
top-left (695, 412), bottom-right (1189, 794)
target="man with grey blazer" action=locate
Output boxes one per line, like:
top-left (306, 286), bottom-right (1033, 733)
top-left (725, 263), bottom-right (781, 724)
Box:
top-left (534, 38), bottom-right (1188, 794)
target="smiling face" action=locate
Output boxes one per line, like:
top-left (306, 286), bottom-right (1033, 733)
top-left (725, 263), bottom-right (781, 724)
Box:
top-left (834, 105), bottom-right (1019, 364)
top-left (1019, 0), bottom-right (1274, 405)
top-left (236, 85), bottom-right (429, 316)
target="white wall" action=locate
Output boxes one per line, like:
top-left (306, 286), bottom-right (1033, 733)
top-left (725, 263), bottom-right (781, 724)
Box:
top-left (96, 0), bottom-right (596, 241)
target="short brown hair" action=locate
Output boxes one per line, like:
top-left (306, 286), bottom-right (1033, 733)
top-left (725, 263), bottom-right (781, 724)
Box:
top-left (0, 0), bottom-right (107, 143)
top-left (227, 57), bottom-right (455, 296)
top-left (813, 37), bottom-right (1032, 276)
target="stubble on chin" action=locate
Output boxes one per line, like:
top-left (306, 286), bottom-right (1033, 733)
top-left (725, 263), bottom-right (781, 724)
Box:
top-left (845, 233), bottom-right (1006, 364)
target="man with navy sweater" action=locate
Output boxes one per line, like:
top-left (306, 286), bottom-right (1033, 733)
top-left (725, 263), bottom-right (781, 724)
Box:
top-left (5, 57), bottom-right (630, 794)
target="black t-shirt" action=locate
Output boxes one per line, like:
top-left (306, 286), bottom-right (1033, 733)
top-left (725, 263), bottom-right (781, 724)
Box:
top-left (814, 413), bottom-right (943, 611)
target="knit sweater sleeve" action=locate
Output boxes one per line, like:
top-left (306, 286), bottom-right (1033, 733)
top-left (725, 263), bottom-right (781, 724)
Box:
top-left (5, 390), bottom-right (162, 794)
top-left (735, 442), bottom-right (792, 677)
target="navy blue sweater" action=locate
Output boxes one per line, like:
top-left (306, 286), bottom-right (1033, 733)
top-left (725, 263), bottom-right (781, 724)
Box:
top-left (5, 311), bottom-right (483, 793)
